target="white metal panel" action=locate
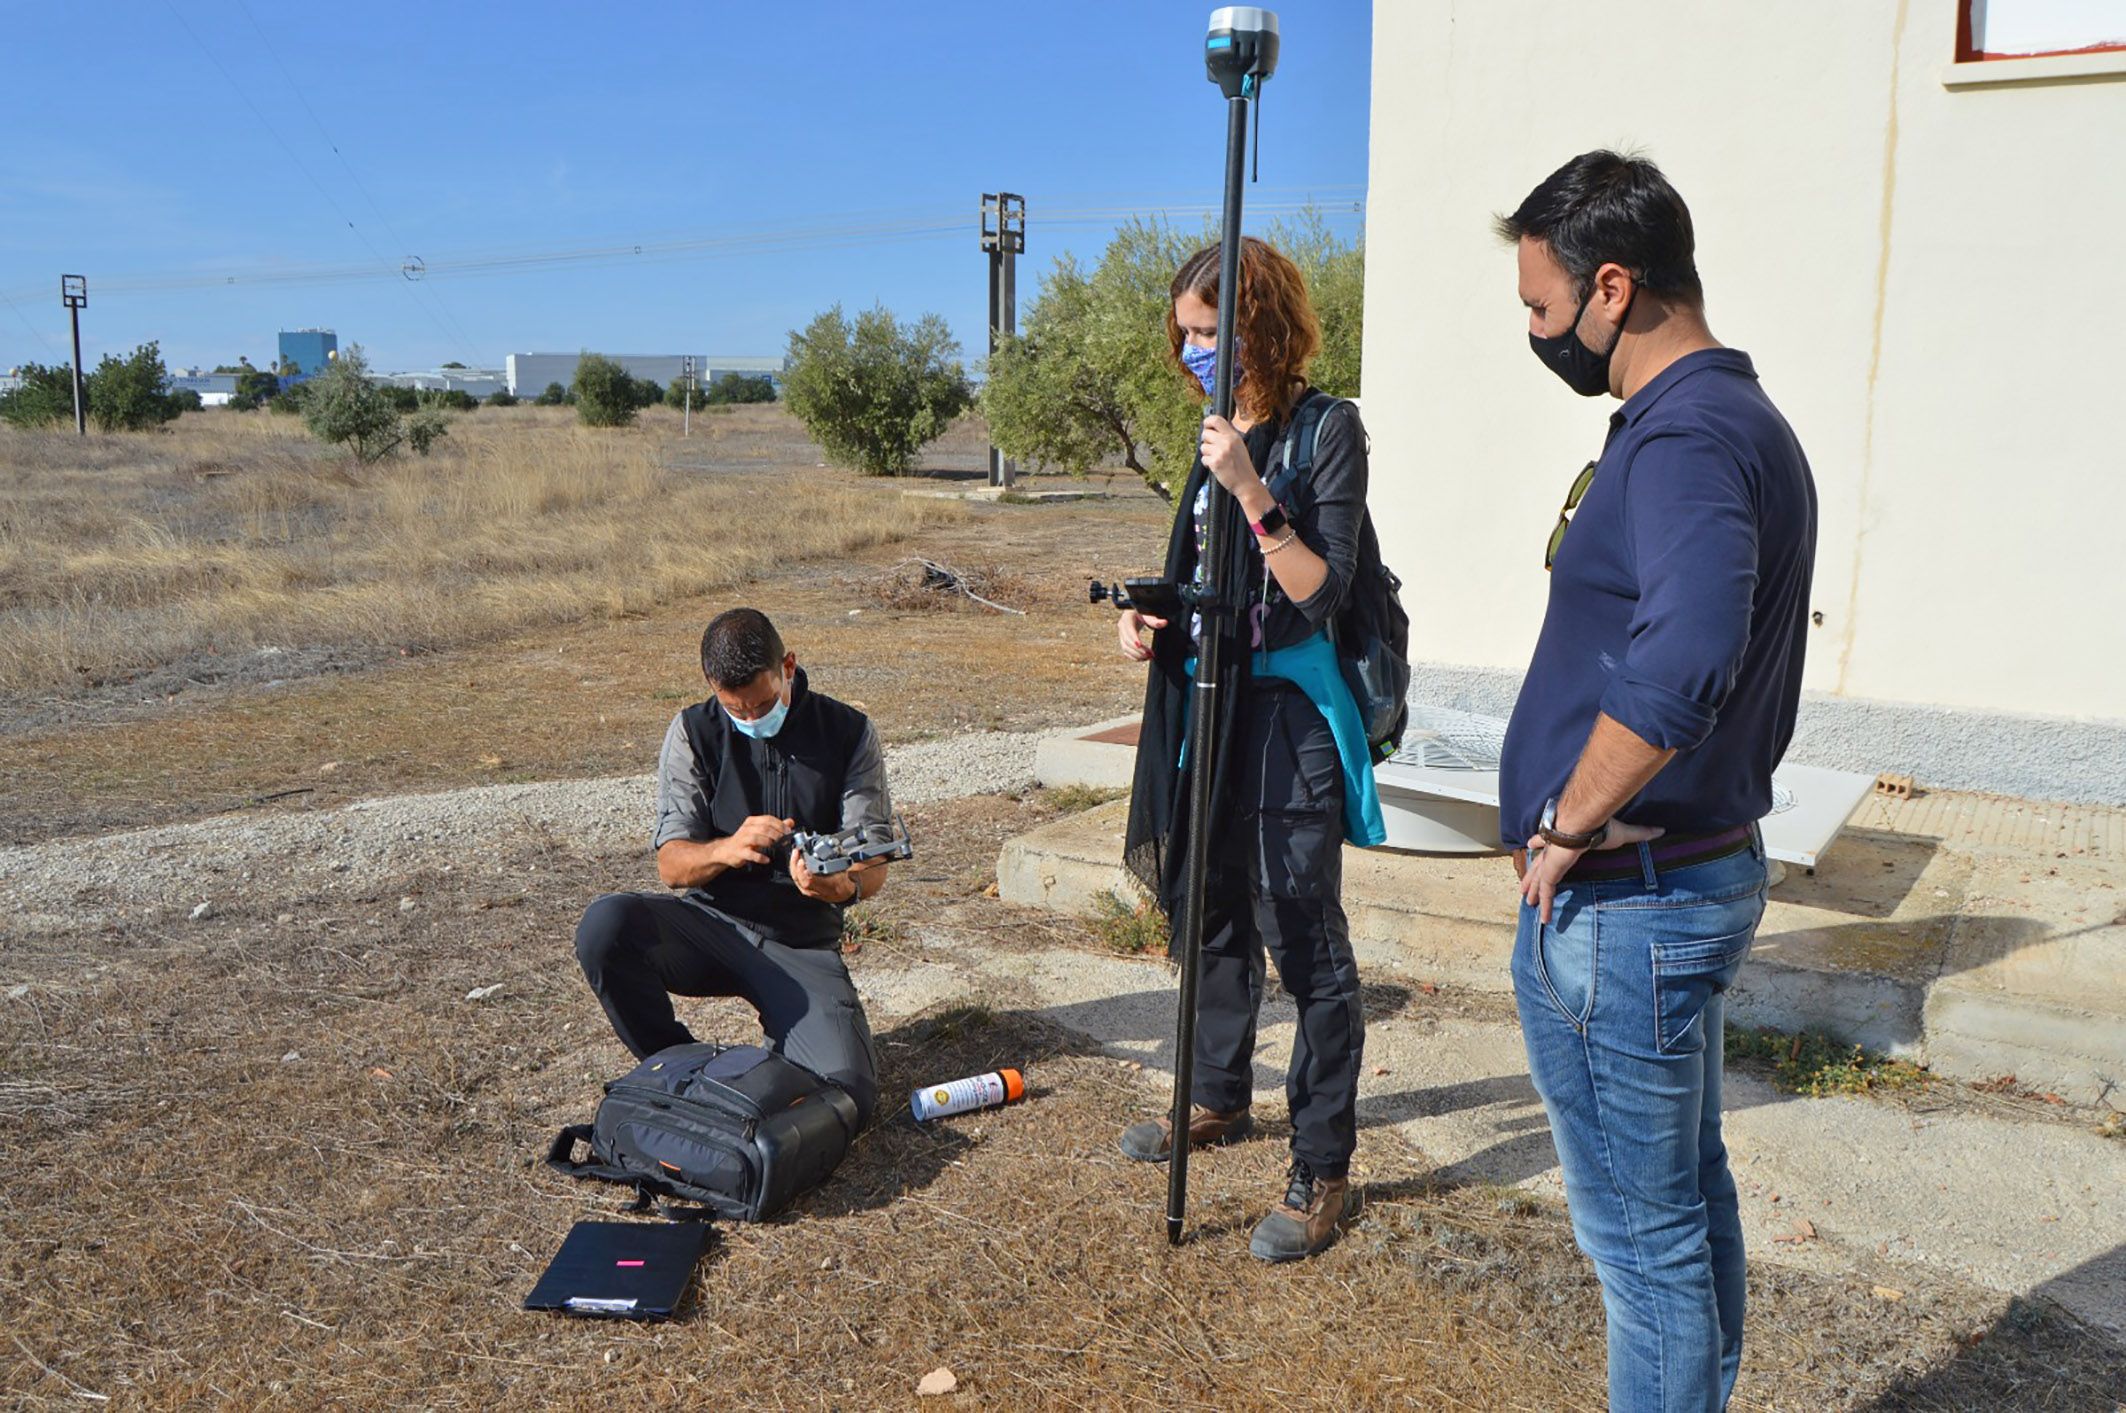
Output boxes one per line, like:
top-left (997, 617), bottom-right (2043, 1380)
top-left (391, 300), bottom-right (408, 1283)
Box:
top-left (1374, 708), bottom-right (1878, 866)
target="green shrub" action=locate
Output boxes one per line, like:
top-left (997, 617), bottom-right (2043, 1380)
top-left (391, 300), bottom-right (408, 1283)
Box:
top-left (533, 381), bottom-right (570, 407)
top-left (782, 304), bottom-right (971, 476)
top-left (86, 341), bottom-right (180, 431)
top-left (405, 408), bottom-right (450, 455)
top-left (300, 345), bottom-right (442, 462)
top-left (1724, 1026), bottom-right (1931, 1098)
top-left (1088, 890), bottom-right (1168, 955)
top-left (486, 387), bottom-right (518, 408)
top-left (703, 371), bottom-right (777, 405)
top-left (168, 388), bottom-right (204, 414)
top-left (419, 388), bottom-right (478, 412)
top-left (572, 353), bottom-right (637, 427)
top-left (0, 362), bottom-right (78, 428)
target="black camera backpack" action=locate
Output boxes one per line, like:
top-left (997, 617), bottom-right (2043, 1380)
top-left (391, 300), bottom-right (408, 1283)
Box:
top-left (547, 1042), bottom-right (859, 1222)
top-left (1264, 391), bottom-right (1412, 763)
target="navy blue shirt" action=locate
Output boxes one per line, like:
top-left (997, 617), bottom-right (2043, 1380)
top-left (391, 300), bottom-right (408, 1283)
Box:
top-left (1499, 348), bottom-right (1817, 847)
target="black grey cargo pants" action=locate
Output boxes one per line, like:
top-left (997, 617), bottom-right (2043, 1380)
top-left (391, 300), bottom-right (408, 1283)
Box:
top-left (1190, 678), bottom-right (1365, 1178)
top-left (574, 893), bottom-right (881, 1125)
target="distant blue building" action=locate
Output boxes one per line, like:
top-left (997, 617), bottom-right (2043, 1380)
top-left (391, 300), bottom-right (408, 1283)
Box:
top-left (278, 328), bottom-right (339, 377)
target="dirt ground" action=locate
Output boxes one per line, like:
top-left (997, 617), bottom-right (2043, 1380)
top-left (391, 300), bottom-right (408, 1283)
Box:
top-left (4, 413), bottom-right (2123, 1408)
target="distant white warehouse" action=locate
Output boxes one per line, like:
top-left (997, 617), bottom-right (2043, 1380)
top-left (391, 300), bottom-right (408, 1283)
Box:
top-left (504, 353), bottom-right (783, 398)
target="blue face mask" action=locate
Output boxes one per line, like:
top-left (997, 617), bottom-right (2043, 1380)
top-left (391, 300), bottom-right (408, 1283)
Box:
top-left (725, 677), bottom-right (790, 740)
top-left (1180, 340), bottom-right (1236, 396)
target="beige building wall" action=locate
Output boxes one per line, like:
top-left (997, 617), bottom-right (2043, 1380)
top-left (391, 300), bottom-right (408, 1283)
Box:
top-left (1361, 0), bottom-right (2126, 728)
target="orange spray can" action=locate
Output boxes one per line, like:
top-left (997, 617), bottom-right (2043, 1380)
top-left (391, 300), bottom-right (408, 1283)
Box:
top-left (910, 1068), bottom-right (1026, 1122)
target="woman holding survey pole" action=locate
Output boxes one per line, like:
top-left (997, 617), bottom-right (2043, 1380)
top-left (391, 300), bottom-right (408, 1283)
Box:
top-left (1117, 236), bottom-right (1385, 1263)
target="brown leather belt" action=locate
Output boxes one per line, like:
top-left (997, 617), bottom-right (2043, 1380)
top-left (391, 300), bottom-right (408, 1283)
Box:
top-left (1560, 824), bottom-right (1755, 884)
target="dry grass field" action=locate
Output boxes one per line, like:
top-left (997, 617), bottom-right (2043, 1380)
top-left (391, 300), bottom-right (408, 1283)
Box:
top-left (0, 404), bottom-right (950, 697)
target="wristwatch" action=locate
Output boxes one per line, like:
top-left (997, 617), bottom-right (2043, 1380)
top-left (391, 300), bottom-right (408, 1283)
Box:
top-left (1539, 797), bottom-right (1609, 851)
top-left (1249, 502), bottom-right (1289, 538)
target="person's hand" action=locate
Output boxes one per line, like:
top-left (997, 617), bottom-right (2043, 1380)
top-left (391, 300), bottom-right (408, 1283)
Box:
top-left (1199, 414), bottom-right (1260, 496)
top-left (1519, 818), bottom-right (1665, 924)
top-left (1118, 607), bottom-right (1167, 662)
top-left (790, 848), bottom-right (860, 904)
top-left (718, 814), bottom-right (793, 869)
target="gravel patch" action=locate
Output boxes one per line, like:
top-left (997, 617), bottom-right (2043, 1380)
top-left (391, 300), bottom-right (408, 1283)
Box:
top-left (0, 729), bottom-right (1057, 930)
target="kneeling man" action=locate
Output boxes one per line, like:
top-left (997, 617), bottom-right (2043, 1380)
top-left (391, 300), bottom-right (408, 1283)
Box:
top-left (574, 607), bottom-right (889, 1124)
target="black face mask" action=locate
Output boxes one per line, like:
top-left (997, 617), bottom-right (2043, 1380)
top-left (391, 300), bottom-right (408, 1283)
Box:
top-left (1529, 285), bottom-right (1635, 398)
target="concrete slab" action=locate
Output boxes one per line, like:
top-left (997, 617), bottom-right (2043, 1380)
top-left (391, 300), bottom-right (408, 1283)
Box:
top-left (1923, 853), bottom-right (2126, 1102)
top-left (1032, 715), bottom-right (1141, 791)
top-left (996, 785), bottom-right (2126, 1097)
top-left (852, 926), bottom-right (2126, 1340)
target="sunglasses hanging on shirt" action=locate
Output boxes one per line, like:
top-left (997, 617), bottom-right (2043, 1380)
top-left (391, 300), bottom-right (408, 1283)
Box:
top-left (1544, 459), bottom-right (1598, 571)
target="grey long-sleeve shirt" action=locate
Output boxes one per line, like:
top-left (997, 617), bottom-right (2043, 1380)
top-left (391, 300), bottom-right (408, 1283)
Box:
top-left (652, 710), bottom-right (893, 850)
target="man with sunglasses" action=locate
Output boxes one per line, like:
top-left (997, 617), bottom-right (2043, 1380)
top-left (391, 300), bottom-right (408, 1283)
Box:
top-left (1494, 151), bottom-right (1817, 1412)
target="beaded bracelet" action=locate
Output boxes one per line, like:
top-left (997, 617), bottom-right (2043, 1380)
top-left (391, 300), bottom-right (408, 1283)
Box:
top-left (1260, 531), bottom-right (1299, 556)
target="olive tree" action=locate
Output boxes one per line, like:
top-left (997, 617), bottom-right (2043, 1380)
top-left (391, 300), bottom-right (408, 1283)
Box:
top-left (782, 305), bottom-right (972, 476)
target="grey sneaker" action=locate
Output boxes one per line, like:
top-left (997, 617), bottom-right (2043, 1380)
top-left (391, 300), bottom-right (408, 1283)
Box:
top-left (1248, 1159), bottom-right (1358, 1263)
top-left (1118, 1105), bottom-right (1253, 1162)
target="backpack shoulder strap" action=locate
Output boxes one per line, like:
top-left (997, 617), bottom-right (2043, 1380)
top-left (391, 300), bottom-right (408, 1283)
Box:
top-left (1266, 390), bottom-right (1350, 513)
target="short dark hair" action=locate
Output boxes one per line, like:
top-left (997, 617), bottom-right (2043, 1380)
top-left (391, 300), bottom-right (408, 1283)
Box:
top-left (1494, 150), bottom-right (1703, 303)
top-left (700, 607), bottom-right (785, 687)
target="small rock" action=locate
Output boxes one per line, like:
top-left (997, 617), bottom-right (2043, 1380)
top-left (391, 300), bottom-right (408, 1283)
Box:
top-left (1872, 1285), bottom-right (1905, 1302)
top-left (603, 1349), bottom-right (616, 1364)
top-left (276, 913), bottom-right (295, 925)
top-left (6, 984), bottom-right (30, 1000)
top-left (917, 1367), bottom-right (958, 1397)
top-left (398, 897), bottom-right (418, 913)
top-left (190, 901), bottom-right (214, 921)
top-left (318, 761), bottom-right (341, 775)
top-left (281, 1050), bottom-right (301, 1063)
top-left (466, 984), bottom-right (504, 1002)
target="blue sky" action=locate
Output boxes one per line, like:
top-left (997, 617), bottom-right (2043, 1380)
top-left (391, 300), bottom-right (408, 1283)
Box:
top-left (0, 2), bottom-right (1371, 374)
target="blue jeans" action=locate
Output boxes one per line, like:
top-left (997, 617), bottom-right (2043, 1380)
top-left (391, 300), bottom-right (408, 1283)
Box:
top-left (1512, 834), bottom-right (1768, 1413)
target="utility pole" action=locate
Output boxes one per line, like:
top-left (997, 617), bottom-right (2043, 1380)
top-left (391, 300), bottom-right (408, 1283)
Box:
top-left (980, 193), bottom-right (1025, 489)
top-left (682, 354), bottom-right (694, 438)
top-left (61, 275), bottom-right (87, 436)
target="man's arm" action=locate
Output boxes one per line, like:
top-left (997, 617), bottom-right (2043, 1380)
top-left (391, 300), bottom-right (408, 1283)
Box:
top-left (1555, 714), bottom-right (1677, 838)
top-left (650, 711), bottom-right (793, 891)
top-left (658, 820), bottom-right (789, 890)
top-left (1521, 432), bottom-right (1758, 921)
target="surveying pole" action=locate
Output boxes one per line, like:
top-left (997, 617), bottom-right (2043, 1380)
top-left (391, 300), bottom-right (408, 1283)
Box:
top-left (61, 275), bottom-right (87, 436)
top-left (980, 192), bottom-right (1025, 488)
top-left (682, 354), bottom-right (694, 438)
top-left (1165, 6), bottom-right (1279, 1249)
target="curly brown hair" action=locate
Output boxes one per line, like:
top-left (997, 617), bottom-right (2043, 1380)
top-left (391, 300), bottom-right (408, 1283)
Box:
top-left (1165, 236), bottom-right (1321, 424)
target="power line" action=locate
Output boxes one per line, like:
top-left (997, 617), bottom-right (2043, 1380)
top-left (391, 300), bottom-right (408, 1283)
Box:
top-left (1, 194), bottom-right (1364, 304)
top-left (0, 287), bottom-right (62, 360)
top-left (158, 0), bottom-right (482, 365)
top-left (230, 0), bottom-right (484, 359)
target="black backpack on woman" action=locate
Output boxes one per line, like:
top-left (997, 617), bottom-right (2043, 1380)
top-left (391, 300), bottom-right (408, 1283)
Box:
top-left (1263, 391), bottom-right (1412, 763)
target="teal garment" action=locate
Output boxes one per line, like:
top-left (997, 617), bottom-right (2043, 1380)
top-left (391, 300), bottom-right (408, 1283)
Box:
top-left (1181, 632), bottom-right (1388, 848)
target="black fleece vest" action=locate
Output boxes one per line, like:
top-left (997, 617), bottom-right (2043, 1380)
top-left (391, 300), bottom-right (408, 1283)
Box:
top-left (677, 668), bottom-right (868, 948)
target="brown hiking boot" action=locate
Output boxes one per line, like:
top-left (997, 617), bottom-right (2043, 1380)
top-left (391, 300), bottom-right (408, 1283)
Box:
top-left (1117, 1104), bottom-right (1253, 1162)
top-left (1248, 1159), bottom-right (1358, 1262)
